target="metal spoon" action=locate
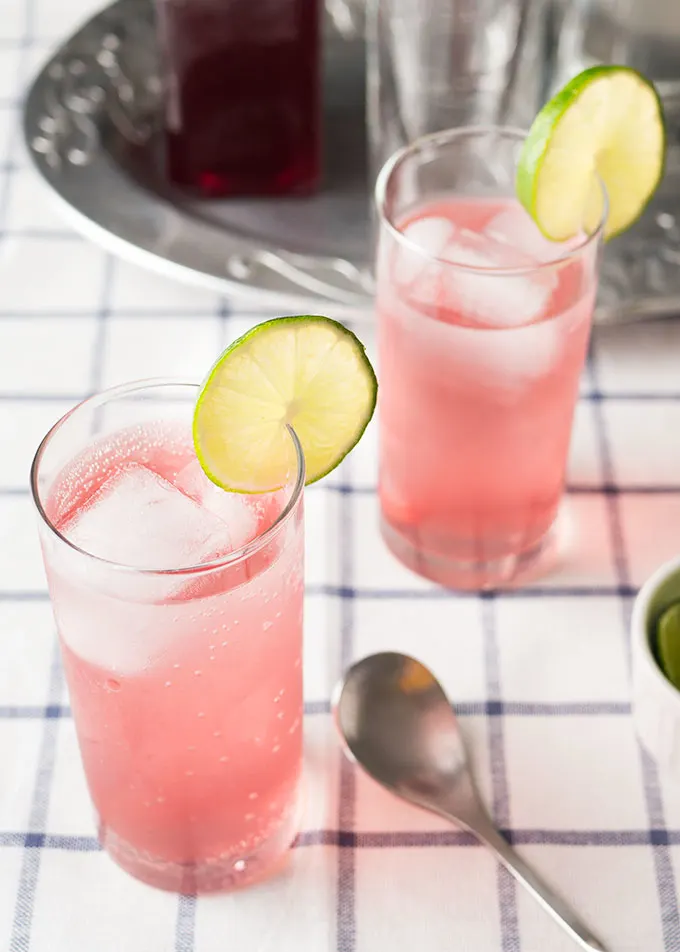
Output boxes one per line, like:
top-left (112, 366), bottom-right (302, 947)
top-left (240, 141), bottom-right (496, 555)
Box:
top-left (333, 652), bottom-right (607, 952)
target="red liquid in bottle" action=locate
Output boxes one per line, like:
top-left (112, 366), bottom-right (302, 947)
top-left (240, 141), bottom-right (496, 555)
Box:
top-left (156, 0), bottom-right (321, 197)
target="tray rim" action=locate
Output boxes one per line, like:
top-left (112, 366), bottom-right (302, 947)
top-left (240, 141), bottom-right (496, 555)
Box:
top-left (22, 0), bottom-right (375, 315)
top-left (21, 0), bottom-right (680, 325)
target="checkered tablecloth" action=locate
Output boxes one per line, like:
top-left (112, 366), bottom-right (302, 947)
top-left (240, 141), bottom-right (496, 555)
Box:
top-left (2, 0), bottom-right (680, 950)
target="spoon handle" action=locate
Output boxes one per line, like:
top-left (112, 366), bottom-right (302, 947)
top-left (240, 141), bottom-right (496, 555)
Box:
top-left (466, 813), bottom-right (607, 951)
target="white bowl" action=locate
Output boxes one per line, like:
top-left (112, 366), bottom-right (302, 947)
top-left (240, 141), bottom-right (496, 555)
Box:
top-left (632, 555), bottom-right (680, 783)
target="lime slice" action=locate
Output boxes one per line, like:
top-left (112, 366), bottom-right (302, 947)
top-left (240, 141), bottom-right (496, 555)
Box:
top-left (657, 603), bottom-right (680, 691)
top-left (517, 65), bottom-right (665, 241)
top-left (193, 315), bottom-right (377, 492)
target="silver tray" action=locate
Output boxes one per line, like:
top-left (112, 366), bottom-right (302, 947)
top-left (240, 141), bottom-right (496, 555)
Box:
top-left (22, 0), bottom-right (680, 322)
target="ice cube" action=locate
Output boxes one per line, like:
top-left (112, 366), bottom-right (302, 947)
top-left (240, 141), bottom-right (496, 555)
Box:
top-left (174, 460), bottom-right (259, 551)
top-left (444, 318), bottom-right (564, 389)
top-left (53, 464), bottom-right (265, 676)
top-left (441, 238), bottom-right (500, 269)
top-left (484, 204), bottom-right (578, 263)
top-left (448, 263), bottom-right (555, 327)
top-left (62, 463), bottom-right (234, 570)
top-left (441, 229), bottom-right (557, 328)
top-left (396, 216), bottom-right (456, 287)
top-left (403, 216), bottom-right (455, 257)
top-left (53, 582), bottom-right (167, 675)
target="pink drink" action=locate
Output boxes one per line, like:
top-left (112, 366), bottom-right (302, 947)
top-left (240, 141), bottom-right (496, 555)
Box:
top-left (376, 143), bottom-right (602, 589)
top-left (33, 385), bottom-right (304, 892)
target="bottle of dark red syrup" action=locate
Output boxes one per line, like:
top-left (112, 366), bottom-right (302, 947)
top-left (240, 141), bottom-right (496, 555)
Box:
top-left (155, 0), bottom-right (321, 196)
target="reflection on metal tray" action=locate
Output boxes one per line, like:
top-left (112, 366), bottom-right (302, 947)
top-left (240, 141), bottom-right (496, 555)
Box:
top-left (22, 0), bottom-right (680, 321)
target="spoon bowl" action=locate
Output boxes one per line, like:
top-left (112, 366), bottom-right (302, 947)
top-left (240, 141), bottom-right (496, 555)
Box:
top-left (334, 651), bottom-right (607, 952)
top-left (334, 652), bottom-right (476, 816)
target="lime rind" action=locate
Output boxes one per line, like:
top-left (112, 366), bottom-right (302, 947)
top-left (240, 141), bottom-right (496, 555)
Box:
top-left (517, 65), bottom-right (666, 242)
top-left (193, 315), bottom-right (377, 493)
top-left (657, 602), bottom-right (680, 692)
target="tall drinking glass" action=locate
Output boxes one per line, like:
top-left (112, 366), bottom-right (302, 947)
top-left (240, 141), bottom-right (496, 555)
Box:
top-left (375, 127), bottom-right (604, 590)
top-left (366, 0), bottom-right (550, 179)
top-left (31, 381), bottom-right (305, 892)
top-left (549, 0), bottom-right (680, 130)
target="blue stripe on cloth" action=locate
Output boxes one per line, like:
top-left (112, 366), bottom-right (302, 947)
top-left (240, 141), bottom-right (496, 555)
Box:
top-left (481, 594), bottom-right (521, 952)
top-left (0, 593), bottom-right (51, 606)
top-left (0, 700), bottom-right (637, 721)
top-left (9, 482), bottom-right (680, 497)
top-left (299, 826), bottom-right (680, 849)
top-left (7, 480), bottom-right (680, 502)
top-left (337, 469), bottom-right (357, 952)
top-left (0, 119), bottom-right (18, 235)
top-left (5, 389), bottom-right (680, 404)
top-left (568, 485), bottom-right (680, 495)
top-left (9, 234), bottom-right (115, 951)
top-left (588, 351), bottom-right (680, 952)
top-left (0, 39), bottom-right (27, 239)
top-left (7, 827), bottom-right (680, 852)
top-left (9, 641), bottom-right (64, 952)
top-left (0, 585), bottom-right (644, 605)
top-left (584, 391), bottom-right (680, 402)
top-left (305, 584), bottom-right (641, 599)
top-left (0, 699), bottom-right (635, 721)
top-left (0, 834), bottom-right (100, 850)
top-left (0, 705), bottom-right (71, 718)
top-left (89, 255), bottom-right (116, 433)
top-left (0, 308), bottom-right (222, 319)
top-left (218, 296), bottom-right (233, 348)
top-left (639, 738), bottom-right (680, 949)
top-left (0, 392), bottom-right (92, 402)
top-left (465, 700), bottom-right (631, 716)
top-left (0, 36), bottom-right (40, 49)
top-left (174, 894), bottom-right (196, 952)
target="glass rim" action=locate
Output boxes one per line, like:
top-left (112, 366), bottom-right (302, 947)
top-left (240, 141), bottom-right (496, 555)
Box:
top-left (30, 378), bottom-right (306, 577)
top-left (374, 124), bottom-right (608, 277)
